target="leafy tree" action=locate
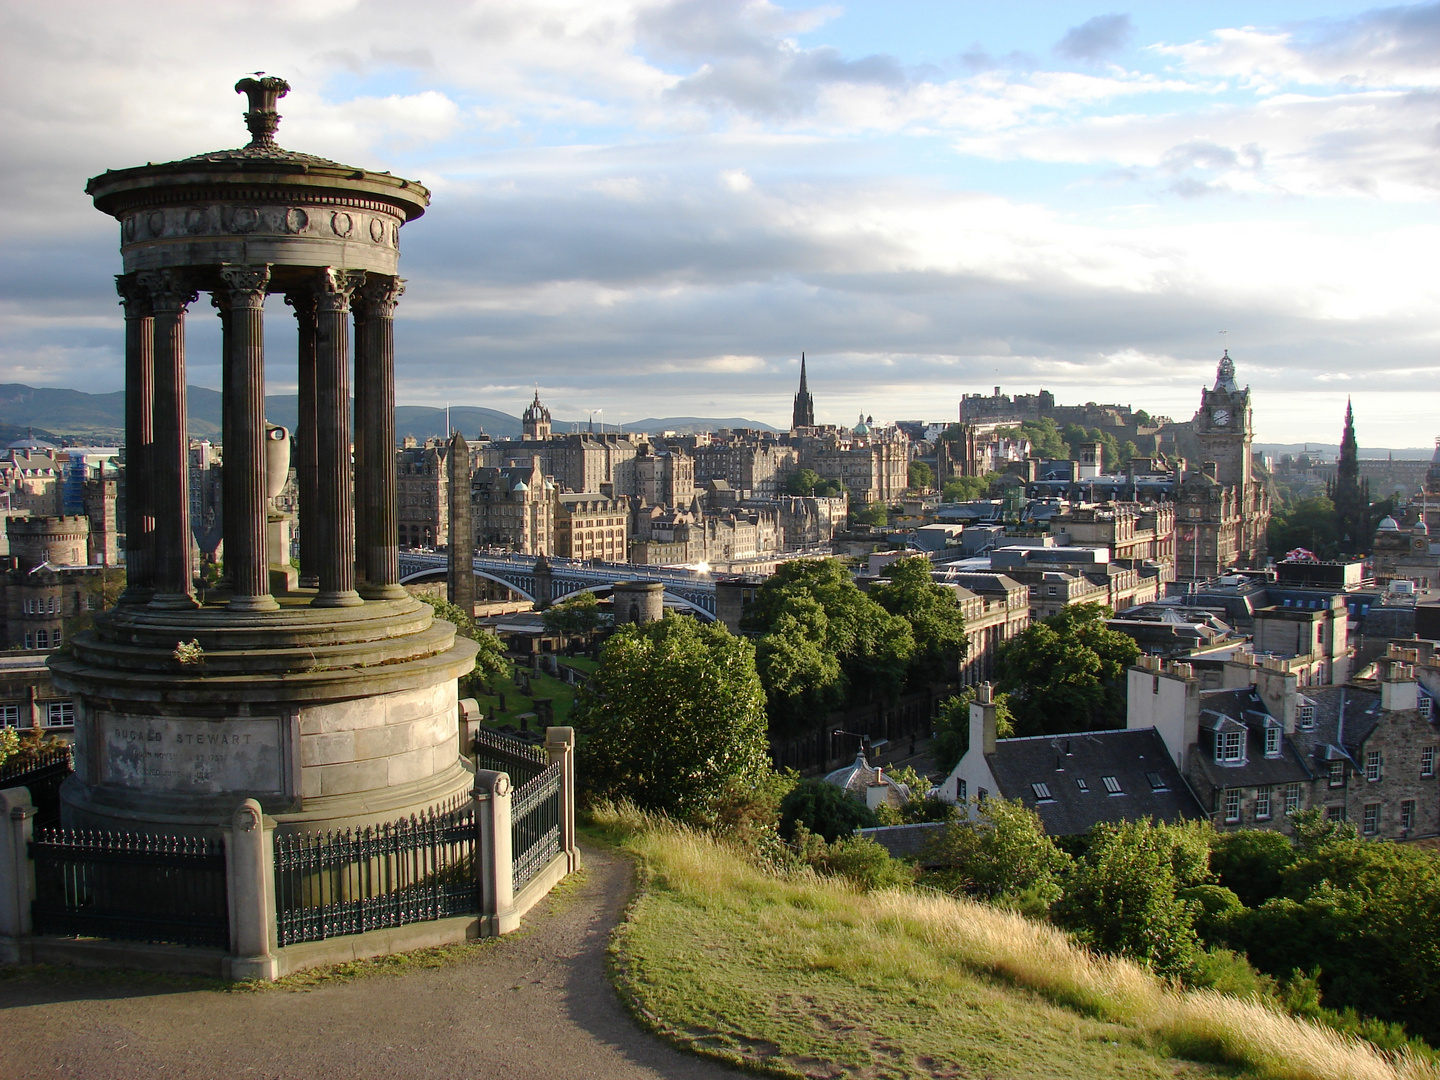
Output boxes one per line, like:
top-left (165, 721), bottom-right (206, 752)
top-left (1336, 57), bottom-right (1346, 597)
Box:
top-left (869, 556), bottom-right (968, 684)
top-left (942, 474), bottom-right (992, 502)
top-left (994, 603), bottom-right (1140, 735)
top-left (907, 460), bottom-right (933, 491)
top-left (1133, 409), bottom-right (1152, 427)
top-left (572, 615), bottom-right (771, 816)
top-left (779, 777), bottom-right (879, 841)
top-left (1118, 440), bottom-right (1140, 467)
top-left (419, 593), bottom-right (509, 682)
top-left (1053, 819), bottom-right (1212, 977)
top-left (1209, 828), bottom-right (1296, 908)
top-left (754, 596), bottom-right (844, 737)
top-left (930, 688), bottom-right (1015, 775)
top-left (1267, 495), bottom-right (1342, 559)
top-left (542, 590), bottom-right (603, 638)
top-left (744, 560), bottom-right (916, 711)
top-left (786, 468), bottom-right (823, 496)
top-left (924, 796), bottom-right (1071, 904)
top-left (0, 727), bottom-right (17, 770)
top-left (996, 419), bottom-right (1069, 460)
top-left (852, 501), bottom-right (890, 527)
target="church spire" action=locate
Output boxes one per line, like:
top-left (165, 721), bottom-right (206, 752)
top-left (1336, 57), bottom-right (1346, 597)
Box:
top-left (791, 352), bottom-right (814, 430)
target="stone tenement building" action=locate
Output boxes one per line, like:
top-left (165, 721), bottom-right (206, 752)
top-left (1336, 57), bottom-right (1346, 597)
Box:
top-left (795, 421), bottom-right (910, 506)
top-left (1373, 512), bottom-right (1439, 588)
top-left (692, 434), bottom-right (799, 497)
top-left (397, 437), bottom-right (449, 549)
top-left (554, 492), bottom-right (627, 561)
top-left (1048, 502), bottom-right (1177, 583)
top-left (1129, 647), bottom-right (1438, 840)
top-left (635, 445), bottom-right (696, 508)
top-left (1174, 353), bottom-right (1272, 578)
top-left (471, 457), bottom-right (555, 555)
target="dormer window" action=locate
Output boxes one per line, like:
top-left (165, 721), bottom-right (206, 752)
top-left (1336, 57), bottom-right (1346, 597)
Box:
top-left (1264, 724), bottom-right (1282, 757)
top-left (1216, 729), bottom-right (1244, 764)
top-left (1298, 703), bottom-right (1316, 730)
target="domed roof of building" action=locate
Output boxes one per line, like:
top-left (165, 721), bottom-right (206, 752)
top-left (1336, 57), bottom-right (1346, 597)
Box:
top-left (823, 750), bottom-right (910, 801)
top-left (7, 429), bottom-right (55, 451)
top-left (853, 412), bottom-right (870, 436)
top-left (1377, 516), bottom-right (1400, 531)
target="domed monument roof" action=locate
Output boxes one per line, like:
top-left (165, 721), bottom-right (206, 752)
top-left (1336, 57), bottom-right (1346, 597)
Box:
top-left (86, 76), bottom-right (429, 285)
top-left (1377, 516), bottom-right (1400, 531)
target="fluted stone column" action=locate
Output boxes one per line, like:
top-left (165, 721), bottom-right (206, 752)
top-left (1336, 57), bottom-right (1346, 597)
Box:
top-left (286, 291), bottom-right (319, 589)
top-left (219, 264), bottom-right (277, 611)
top-left (351, 291), bottom-right (371, 595)
top-left (312, 267), bottom-right (363, 607)
top-left (355, 276), bottom-right (407, 600)
top-left (141, 269), bottom-right (198, 609)
top-left (115, 275), bottom-right (154, 604)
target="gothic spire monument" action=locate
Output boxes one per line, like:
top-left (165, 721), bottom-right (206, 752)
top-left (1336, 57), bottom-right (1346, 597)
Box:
top-left (522, 389), bottom-right (552, 440)
top-left (1329, 399), bottom-right (1369, 551)
top-left (54, 78), bottom-right (479, 836)
top-left (1175, 351), bottom-right (1272, 578)
top-left (791, 353), bottom-right (814, 431)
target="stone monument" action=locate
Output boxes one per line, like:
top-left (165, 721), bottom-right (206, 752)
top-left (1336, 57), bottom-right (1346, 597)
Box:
top-left (52, 77), bottom-right (479, 835)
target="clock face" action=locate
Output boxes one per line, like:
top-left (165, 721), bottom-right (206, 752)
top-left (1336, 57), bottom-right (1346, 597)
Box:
top-left (1212, 408), bottom-right (1231, 427)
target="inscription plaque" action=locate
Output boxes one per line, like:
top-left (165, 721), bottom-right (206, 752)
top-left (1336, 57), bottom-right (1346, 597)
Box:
top-left (99, 713), bottom-right (285, 795)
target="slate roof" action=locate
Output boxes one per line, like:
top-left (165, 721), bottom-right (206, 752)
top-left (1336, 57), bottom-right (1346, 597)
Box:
top-left (1190, 686), bottom-right (1313, 792)
top-left (985, 727), bottom-right (1204, 835)
top-left (1292, 685), bottom-right (1384, 771)
top-left (859, 822), bottom-right (949, 862)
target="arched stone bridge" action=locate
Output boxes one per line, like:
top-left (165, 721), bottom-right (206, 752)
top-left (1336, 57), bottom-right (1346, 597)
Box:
top-left (397, 552), bottom-right (718, 619)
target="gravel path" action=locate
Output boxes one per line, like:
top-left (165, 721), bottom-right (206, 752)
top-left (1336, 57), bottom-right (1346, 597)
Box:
top-left (0, 842), bottom-right (744, 1080)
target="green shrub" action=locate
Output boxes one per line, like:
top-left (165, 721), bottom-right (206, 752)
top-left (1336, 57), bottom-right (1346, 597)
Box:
top-left (1177, 883), bottom-right (1246, 943)
top-left (922, 797), bottom-right (1070, 905)
top-left (811, 834), bottom-right (916, 891)
top-left (1209, 828), bottom-right (1295, 907)
top-left (779, 778), bottom-right (879, 842)
top-left (1188, 946), bottom-right (1277, 1001)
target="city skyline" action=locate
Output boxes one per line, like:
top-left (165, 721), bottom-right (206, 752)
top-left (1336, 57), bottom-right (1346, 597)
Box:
top-left (2, 1), bottom-right (1438, 443)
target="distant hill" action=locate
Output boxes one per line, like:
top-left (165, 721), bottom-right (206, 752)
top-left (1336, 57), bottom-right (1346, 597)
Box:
top-left (1254, 442), bottom-right (1434, 461)
top-left (0, 384), bottom-right (778, 443)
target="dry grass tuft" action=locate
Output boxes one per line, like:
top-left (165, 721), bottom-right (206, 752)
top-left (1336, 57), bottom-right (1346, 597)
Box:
top-left (604, 809), bottom-right (1439, 1080)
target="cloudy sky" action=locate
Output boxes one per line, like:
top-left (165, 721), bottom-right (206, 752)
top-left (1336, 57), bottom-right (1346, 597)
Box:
top-left (3, 1), bottom-right (1438, 446)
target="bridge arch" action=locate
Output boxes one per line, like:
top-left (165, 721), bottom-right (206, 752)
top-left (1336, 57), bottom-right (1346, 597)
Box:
top-left (397, 567), bottom-right (537, 603)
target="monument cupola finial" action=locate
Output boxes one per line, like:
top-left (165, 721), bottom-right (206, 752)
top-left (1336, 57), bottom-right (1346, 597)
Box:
top-left (1213, 349), bottom-right (1238, 392)
top-left (234, 74), bottom-right (291, 148)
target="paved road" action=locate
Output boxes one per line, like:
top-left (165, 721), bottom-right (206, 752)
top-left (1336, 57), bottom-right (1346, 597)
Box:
top-left (0, 843), bottom-right (744, 1080)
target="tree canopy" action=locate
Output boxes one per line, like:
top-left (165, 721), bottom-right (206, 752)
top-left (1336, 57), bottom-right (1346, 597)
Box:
top-left (743, 560), bottom-right (916, 725)
top-left (542, 590), bottom-right (603, 637)
top-left (941, 474), bottom-right (993, 503)
top-left (907, 460), bottom-right (933, 492)
top-left (994, 603), bottom-right (1139, 735)
top-left (418, 593), bottom-right (509, 683)
top-left (1266, 494), bottom-right (1342, 559)
top-left (785, 468), bottom-right (844, 498)
top-left (572, 615), bottom-right (771, 816)
top-left (851, 501), bottom-right (889, 527)
top-left (868, 556), bottom-right (969, 684)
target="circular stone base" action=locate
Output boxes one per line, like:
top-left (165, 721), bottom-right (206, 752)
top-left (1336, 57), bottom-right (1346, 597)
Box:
top-left (50, 596), bottom-right (481, 837)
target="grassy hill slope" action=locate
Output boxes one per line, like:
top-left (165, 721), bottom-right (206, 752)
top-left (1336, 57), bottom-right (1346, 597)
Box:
top-left (595, 808), bottom-right (1435, 1080)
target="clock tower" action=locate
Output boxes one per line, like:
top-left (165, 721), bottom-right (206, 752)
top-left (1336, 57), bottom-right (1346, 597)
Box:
top-left (1195, 350), bottom-right (1252, 487)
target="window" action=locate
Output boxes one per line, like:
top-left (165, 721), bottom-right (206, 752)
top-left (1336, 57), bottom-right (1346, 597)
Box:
top-left (0, 704), bottom-right (18, 728)
top-left (1328, 760), bottom-right (1345, 787)
top-left (46, 701), bottom-right (74, 728)
top-left (1423, 747), bottom-right (1435, 778)
top-left (1285, 783), bottom-right (1303, 815)
top-left (1145, 771), bottom-right (1168, 791)
top-left (1075, 778), bottom-right (1089, 792)
top-left (956, 779), bottom-right (966, 802)
top-left (23, 633), bottom-right (32, 650)
top-left (1031, 782), bottom-right (1054, 801)
top-left (1363, 803), bottom-right (1380, 835)
top-left (1102, 775), bottom-right (1123, 795)
top-left (1420, 696), bottom-right (1433, 719)
top-left (977, 787), bottom-right (988, 804)
top-left (1326, 805), bottom-right (1345, 823)
top-left (1216, 729), bottom-right (1244, 763)
top-left (1299, 704), bottom-right (1316, 730)
top-left (1264, 725), bottom-right (1282, 757)
top-left (1401, 800), bottom-right (1417, 832)
top-left (1365, 750), bottom-right (1382, 782)
top-left (35, 629), bottom-right (47, 650)
top-left (1224, 789), bottom-right (1241, 823)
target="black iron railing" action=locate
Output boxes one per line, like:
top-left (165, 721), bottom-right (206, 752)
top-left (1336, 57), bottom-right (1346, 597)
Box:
top-left (1, 745), bottom-right (74, 830)
top-left (273, 795), bottom-right (478, 948)
top-left (30, 827), bottom-right (229, 949)
top-left (472, 727), bottom-right (547, 786)
top-left (512, 763), bottom-right (562, 890)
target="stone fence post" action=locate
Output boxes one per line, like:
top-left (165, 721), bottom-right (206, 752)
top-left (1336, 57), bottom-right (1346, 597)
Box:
top-left (226, 798), bottom-right (278, 980)
top-left (0, 787), bottom-right (37, 964)
top-left (473, 770), bottom-right (514, 932)
top-left (545, 726), bottom-right (577, 871)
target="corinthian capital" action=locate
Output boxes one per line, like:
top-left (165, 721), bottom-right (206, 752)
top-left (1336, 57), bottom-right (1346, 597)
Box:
top-left (136, 269), bottom-right (198, 313)
top-left (314, 267), bottom-right (365, 313)
top-left (219, 264), bottom-right (272, 307)
top-left (356, 275), bottom-right (405, 318)
top-left (115, 274), bottom-right (153, 317)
